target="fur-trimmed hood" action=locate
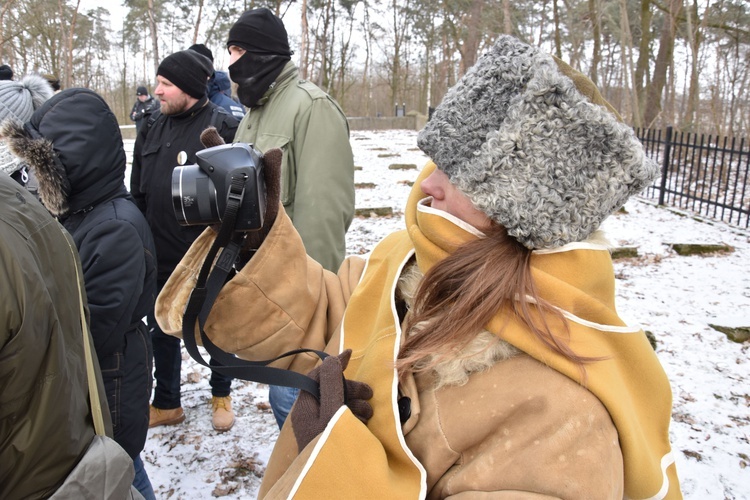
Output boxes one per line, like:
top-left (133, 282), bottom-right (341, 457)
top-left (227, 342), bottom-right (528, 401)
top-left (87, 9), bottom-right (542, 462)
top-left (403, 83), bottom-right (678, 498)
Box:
top-left (1, 88), bottom-right (127, 217)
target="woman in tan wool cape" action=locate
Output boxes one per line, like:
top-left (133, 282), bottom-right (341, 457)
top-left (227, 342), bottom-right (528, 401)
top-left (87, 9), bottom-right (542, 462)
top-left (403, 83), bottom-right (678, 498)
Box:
top-left (156, 35), bottom-right (682, 499)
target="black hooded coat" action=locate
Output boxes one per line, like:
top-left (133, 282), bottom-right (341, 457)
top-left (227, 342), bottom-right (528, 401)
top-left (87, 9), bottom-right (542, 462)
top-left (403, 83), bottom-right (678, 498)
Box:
top-left (4, 88), bottom-right (157, 459)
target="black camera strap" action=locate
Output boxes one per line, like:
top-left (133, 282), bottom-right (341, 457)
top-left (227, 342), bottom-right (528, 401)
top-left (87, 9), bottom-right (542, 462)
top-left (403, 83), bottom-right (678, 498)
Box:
top-left (181, 175), bottom-right (327, 399)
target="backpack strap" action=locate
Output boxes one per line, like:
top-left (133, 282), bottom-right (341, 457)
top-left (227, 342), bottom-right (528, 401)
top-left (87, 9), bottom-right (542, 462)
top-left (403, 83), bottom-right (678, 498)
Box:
top-left (146, 109), bottom-right (162, 132)
top-left (210, 106), bottom-right (228, 131)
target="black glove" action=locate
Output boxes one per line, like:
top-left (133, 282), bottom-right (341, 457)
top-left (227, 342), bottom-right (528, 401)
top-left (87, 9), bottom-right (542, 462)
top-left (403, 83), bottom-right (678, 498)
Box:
top-left (291, 349), bottom-right (374, 452)
top-left (200, 126), bottom-right (281, 264)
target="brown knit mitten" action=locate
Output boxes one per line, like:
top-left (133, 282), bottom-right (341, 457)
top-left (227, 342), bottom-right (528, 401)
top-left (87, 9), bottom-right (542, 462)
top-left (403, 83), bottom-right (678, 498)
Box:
top-left (200, 126), bottom-right (225, 148)
top-left (243, 147), bottom-right (281, 252)
top-left (291, 350), bottom-right (374, 452)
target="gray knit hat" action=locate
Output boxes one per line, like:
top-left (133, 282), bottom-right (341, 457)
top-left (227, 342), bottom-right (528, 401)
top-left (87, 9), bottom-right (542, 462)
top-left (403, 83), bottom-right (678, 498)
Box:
top-left (0, 74), bottom-right (53, 175)
top-left (0, 75), bottom-right (54, 124)
top-left (417, 35), bottom-right (657, 249)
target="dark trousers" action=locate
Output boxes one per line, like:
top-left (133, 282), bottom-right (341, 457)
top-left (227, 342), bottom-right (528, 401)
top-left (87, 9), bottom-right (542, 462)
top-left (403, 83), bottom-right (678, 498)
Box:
top-left (149, 281), bottom-right (232, 409)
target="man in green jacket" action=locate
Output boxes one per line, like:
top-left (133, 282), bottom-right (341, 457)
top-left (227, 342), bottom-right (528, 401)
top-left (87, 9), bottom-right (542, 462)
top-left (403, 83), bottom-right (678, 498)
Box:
top-left (225, 7), bottom-right (355, 428)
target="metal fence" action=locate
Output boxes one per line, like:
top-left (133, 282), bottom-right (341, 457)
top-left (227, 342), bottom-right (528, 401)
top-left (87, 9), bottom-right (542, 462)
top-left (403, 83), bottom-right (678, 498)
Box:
top-left (636, 126), bottom-right (750, 228)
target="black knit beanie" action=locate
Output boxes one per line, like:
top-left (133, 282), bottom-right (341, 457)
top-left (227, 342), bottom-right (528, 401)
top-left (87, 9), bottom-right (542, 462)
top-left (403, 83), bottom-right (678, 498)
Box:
top-left (157, 50), bottom-right (213, 99)
top-left (226, 8), bottom-right (292, 56)
top-left (0, 65), bottom-right (13, 81)
top-left (189, 43), bottom-right (214, 63)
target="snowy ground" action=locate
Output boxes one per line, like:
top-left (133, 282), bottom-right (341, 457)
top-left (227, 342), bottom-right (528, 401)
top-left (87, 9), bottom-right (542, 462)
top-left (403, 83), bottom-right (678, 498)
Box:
top-left (125, 129), bottom-right (750, 499)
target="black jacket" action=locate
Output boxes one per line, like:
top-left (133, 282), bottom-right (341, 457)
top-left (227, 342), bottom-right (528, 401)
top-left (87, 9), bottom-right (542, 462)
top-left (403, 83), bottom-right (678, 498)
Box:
top-left (131, 96), bottom-right (238, 280)
top-left (5, 88), bottom-right (158, 459)
top-left (130, 95), bottom-right (160, 131)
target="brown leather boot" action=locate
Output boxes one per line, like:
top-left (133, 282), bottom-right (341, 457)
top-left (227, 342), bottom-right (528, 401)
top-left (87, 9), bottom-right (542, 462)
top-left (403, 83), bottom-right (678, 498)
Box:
top-left (149, 405), bottom-right (185, 428)
top-left (211, 396), bottom-right (235, 432)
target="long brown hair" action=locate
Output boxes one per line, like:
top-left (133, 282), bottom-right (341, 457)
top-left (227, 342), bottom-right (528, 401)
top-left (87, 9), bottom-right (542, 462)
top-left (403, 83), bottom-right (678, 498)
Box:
top-left (397, 222), bottom-right (593, 378)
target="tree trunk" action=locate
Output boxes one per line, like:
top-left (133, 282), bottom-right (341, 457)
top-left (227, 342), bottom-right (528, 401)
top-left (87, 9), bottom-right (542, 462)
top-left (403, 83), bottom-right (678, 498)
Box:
top-left (360, 0), bottom-right (371, 115)
top-left (619, 0), bottom-right (640, 126)
top-left (553, 0), bottom-right (562, 59)
top-left (0, 0), bottom-right (17, 61)
top-left (56, 0), bottom-right (79, 89)
top-left (390, 0), bottom-right (401, 108)
top-left (643, 0), bottom-right (683, 128)
top-left (300, 0), bottom-right (308, 79)
top-left (458, 0), bottom-right (483, 75)
top-left (588, 0), bottom-right (600, 85)
top-left (192, 0), bottom-right (204, 45)
top-left (680, 0), bottom-right (705, 132)
top-left (147, 0), bottom-right (160, 76)
top-left (633, 0), bottom-right (652, 122)
top-left (502, 0), bottom-right (512, 34)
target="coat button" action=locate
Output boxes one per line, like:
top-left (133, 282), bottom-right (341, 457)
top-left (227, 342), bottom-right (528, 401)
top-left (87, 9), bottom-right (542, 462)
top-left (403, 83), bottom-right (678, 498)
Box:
top-left (166, 142), bottom-right (171, 147)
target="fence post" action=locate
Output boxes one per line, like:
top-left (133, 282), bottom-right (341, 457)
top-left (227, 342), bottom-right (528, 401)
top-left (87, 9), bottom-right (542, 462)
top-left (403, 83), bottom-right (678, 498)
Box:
top-left (658, 126), bottom-right (673, 206)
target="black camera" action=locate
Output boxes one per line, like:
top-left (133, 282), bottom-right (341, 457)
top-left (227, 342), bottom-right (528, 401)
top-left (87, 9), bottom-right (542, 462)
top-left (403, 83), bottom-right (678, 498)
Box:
top-left (172, 143), bottom-right (266, 231)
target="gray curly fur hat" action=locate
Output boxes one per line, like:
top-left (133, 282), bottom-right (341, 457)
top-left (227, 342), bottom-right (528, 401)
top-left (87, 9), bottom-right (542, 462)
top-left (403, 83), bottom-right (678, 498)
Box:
top-left (417, 35), bottom-right (657, 249)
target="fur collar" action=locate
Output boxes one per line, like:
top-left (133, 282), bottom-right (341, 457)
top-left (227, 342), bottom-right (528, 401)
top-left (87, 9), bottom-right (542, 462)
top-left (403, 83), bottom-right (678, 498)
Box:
top-left (1, 119), bottom-right (69, 216)
top-left (397, 260), bottom-right (520, 390)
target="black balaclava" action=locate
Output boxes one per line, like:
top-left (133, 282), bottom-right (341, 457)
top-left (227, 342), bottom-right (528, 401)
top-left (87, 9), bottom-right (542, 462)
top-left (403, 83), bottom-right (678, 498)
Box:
top-left (227, 8), bottom-right (292, 108)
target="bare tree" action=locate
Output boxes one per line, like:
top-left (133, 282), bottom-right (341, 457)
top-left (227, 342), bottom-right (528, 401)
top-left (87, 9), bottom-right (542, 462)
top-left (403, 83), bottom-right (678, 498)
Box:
top-left (680, 0), bottom-right (706, 131)
top-left (0, 0), bottom-right (18, 61)
top-left (619, 0), bottom-right (640, 126)
top-left (503, 0), bottom-right (513, 34)
top-left (643, 0), bottom-right (683, 127)
top-left (588, 0), bottom-right (601, 84)
top-left (553, 0), bottom-right (562, 57)
top-left (633, 0), bottom-right (653, 120)
top-left (191, 0), bottom-right (204, 44)
top-left (58, 0), bottom-right (81, 89)
top-left (300, 0), bottom-right (309, 78)
top-left (146, 0), bottom-right (160, 74)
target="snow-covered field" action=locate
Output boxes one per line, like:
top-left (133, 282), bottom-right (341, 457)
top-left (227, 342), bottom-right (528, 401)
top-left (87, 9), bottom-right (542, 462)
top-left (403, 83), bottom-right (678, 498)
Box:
top-left (125, 129), bottom-right (750, 499)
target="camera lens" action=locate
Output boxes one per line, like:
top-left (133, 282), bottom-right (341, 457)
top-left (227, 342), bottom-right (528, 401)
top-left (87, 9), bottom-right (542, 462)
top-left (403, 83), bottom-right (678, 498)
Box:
top-left (172, 164), bottom-right (221, 226)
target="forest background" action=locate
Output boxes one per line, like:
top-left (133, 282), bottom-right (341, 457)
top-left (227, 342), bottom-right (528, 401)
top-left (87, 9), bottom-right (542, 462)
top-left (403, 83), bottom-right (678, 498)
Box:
top-left (0, 0), bottom-right (748, 139)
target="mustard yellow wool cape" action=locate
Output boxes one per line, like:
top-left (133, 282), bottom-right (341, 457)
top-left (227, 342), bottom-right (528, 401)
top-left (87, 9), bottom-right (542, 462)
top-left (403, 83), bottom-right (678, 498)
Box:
top-left (158, 162), bottom-right (681, 499)
top-left (281, 162), bottom-right (680, 499)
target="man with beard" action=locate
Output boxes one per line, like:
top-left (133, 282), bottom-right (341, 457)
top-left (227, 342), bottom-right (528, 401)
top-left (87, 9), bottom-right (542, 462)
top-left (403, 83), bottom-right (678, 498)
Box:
top-left (224, 7), bottom-right (355, 430)
top-left (130, 49), bottom-right (239, 432)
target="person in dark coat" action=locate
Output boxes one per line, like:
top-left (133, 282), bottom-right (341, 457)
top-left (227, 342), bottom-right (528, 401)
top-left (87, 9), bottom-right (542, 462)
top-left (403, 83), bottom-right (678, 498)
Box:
top-left (130, 86), bottom-right (160, 133)
top-left (130, 49), bottom-right (239, 432)
top-left (209, 70), bottom-right (245, 119)
top-left (4, 87), bottom-right (158, 500)
top-left (188, 43), bottom-right (245, 120)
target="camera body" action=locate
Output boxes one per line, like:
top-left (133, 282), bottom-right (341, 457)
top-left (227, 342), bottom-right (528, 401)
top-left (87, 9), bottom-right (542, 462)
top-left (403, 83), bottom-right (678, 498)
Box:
top-left (172, 143), bottom-right (266, 231)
